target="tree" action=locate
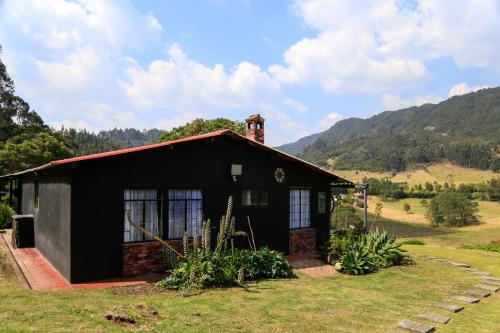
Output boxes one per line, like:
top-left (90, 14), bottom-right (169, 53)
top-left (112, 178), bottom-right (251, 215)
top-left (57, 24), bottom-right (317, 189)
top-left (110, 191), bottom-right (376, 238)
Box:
top-left (331, 190), bottom-right (363, 230)
top-left (403, 203), bottom-right (411, 214)
top-left (158, 118), bottom-right (245, 142)
top-left (0, 132), bottom-right (74, 174)
top-left (487, 177), bottom-right (500, 201)
top-left (0, 45), bottom-right (74, 175)
top-left (426, 190), bottom-right (479, 227)
top-left (491, 157), bottom-right (500, 173)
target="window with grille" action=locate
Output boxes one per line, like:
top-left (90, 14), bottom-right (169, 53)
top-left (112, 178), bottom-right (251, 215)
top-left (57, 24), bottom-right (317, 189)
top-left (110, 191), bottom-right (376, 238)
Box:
top-left (168, 190), bottom-right (203, 239)
top-left (289, 189), bottom-right (311, 229)
top-left (124, 189), bottom-right (162, 243)
top-left (242, 190), bottom-right (268, 206)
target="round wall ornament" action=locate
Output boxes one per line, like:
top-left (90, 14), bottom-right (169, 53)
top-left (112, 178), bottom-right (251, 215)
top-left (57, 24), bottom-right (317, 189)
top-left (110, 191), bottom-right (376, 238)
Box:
top-left (274, 168), bottom-right (285, 183)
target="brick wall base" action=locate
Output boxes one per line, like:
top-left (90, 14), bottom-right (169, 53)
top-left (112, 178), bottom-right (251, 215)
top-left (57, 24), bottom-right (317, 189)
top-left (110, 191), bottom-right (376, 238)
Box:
top-left (290, 228), bottom-right (316, 255)
top-left (122, 240), bottom-right (183, 277)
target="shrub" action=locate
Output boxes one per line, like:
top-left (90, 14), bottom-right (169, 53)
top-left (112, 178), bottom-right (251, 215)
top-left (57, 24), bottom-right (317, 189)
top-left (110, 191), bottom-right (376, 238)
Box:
top-left (324, 228), bottom-right (411, 275)
top-left (366, 229), bottom-right (410, 267)
top-left (233, 247), bottom-right (294, 280)
top-left (427, 190), bottom-right (479, 226)
top-left (399, 239), bottom-right (426, 245)
top-left (340, 240), bottom-right (378, 275)
top-left (403, 203), bottom-right (411, 214)
top-left (331, 204), bottom-right (363, 230)
top-left (0, 203), bottom-right (14, 229)
top-left (156, 250), bottom-right (237, 290)
top-left (157, 247), bottom-right (294, 291)
top-left (323, 228), bottom-right (356, 263)
top-left (155, 197), bottom-right (294, 294)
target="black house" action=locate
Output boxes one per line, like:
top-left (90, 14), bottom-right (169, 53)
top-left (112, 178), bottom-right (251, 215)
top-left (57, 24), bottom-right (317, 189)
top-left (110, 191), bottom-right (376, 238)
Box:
top-left (1, 114), bottom-right (353, 283)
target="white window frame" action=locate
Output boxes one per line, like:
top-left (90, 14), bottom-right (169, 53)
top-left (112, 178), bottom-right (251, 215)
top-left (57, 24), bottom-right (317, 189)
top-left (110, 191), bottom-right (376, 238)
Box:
top-left (123, 189), bottom-right (162, 243)
top-left (289, 188), bottom-right (311, 229)
top-left (167, 189), bottom-right (203, 239)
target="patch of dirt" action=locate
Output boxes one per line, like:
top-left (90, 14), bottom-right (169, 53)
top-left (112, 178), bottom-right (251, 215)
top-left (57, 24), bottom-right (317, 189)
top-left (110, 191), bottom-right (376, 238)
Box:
top-left (134, 304), bottom-right (159, 317)
top-left (111, 283), bottom-right (171, 296)
top-left (104, 304), bottom-right (161, 328)
top-left (104, 312), bottom-right (137, 326)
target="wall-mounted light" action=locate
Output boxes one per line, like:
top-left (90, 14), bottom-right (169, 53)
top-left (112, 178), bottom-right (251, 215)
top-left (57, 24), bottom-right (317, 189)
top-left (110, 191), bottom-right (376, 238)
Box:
top-left (231, 164), bottom-right (242, 182)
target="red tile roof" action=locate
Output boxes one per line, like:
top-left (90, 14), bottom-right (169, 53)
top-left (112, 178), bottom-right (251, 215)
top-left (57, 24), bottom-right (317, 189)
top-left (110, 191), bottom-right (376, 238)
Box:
top-left (0, 129), bottom-right (352, 183)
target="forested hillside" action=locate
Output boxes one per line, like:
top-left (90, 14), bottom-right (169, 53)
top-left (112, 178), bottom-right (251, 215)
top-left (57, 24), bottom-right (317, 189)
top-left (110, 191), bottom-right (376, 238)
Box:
top-left (278, 88), bottom-right (500, 172)
top-left (57, 128), bottom-right (162, 157)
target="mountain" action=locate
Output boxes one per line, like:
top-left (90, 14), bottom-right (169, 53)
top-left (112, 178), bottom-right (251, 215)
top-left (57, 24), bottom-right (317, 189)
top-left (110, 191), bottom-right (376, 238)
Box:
top-left (276, 131), bottom-right (323, 156)
top-left (277, 87), bottom-right (500, 172)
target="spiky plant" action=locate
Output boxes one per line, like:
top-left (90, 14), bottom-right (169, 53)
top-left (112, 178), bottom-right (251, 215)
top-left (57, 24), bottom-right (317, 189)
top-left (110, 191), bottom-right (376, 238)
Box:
top-left (340, 240), bottom-right (377, 275)
top-left (229, 216), bottom-right (235, 237)
top-left (183, 231), bottom-right (189, 256)
top-left (193, 227), bottom-right (199, 251)
top-left (237, 267), bottom-right (245, 285)
top-left (217, 215), bottom-right (225, 246)
top-left (163, 247), bottom-right (178, 268)
top-left (366, 228), bottom-right (409, 266)
top-left (224, 196), bottom-right (233, 235)
top-left (202, 219), bottom-right (211, 253)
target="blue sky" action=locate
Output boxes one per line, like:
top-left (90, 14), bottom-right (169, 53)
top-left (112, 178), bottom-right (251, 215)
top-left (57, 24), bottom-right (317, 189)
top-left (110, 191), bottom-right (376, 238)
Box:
top-left (0, 0), bottom-right (499, 145)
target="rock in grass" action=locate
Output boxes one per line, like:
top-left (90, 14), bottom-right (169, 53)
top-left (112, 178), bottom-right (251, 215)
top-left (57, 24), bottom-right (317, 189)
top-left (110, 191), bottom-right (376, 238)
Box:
top-left (462, 268), bottom-right (480, 272)
top-left (451, 295), bottom-right (480, 304)
top-left (463, 289), bottom-right (491, 298)
top-left (396, 319), bottom-right (435, 333)
top-left (475, 283), bottom-right (499, 292)
top-left (481, 279), bottom-right (500, 287)
top-left (483, 276), bottom-right (500, 282)
top-left (471, 271), bottom-right (490, 276)
top-left (417, 312), bottom-right (450, 324)
top-left (432, 302), bottom-right (464, 313)
top-left (448, 262), bottom-right (470, 268)
top-left (426, 256), bottom-right (438, 259)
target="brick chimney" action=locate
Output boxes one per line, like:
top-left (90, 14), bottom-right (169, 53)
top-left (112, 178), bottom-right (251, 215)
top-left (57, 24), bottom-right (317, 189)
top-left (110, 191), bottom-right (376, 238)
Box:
top-left (245, 114), bottom-right (265, 144)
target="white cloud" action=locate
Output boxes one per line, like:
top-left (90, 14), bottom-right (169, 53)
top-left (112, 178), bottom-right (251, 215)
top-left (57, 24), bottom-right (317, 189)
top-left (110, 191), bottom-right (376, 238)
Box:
top-left (382, 93), bottom-right (442, 110)
top-left (35, 49), bottom-right (99, 90)
top-left (282, 97), bottom-right (309, 113)
top-left (0, 0), bottom-right (164, 131)
top-left (448, 83), bottom-right (491, 98)
top-left (120, 44), bottom-right (280, 113)
top-left (155, 112), bottom-right (204, 131)
top-left (270, 0), bottom-right (500, 94)
top-left (318, 112), bottom-right (343, 130)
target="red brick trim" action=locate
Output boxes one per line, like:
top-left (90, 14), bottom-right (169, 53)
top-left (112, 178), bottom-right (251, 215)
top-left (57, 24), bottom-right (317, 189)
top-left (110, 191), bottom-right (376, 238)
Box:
top-left (290, 228), bottom-right (316, 255)
top-left (122, 240), bottom-right (183, 277)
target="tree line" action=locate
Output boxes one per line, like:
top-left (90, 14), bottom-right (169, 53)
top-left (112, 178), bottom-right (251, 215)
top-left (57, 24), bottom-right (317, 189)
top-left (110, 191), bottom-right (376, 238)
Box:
top-left (364, 176), bottom-right (500, 202)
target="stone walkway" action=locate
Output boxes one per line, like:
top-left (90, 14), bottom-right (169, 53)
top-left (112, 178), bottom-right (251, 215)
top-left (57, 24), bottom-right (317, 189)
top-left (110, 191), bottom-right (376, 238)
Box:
top-left (392, 255), bottom-right (499, 333)
top-left (286, 254), bottom-right (339, 278)
top-left (0, 230), bottom-right (163, 291)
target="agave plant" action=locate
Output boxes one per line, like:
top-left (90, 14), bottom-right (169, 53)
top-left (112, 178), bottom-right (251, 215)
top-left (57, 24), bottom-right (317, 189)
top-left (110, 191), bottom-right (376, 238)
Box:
top-left (366, 228), bottom-right (409, 267)
top-left (340, 240), bottom-right (377, 275)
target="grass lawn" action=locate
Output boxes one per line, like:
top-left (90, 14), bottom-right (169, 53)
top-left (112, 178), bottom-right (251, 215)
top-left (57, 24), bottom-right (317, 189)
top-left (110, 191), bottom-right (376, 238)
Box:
top-left (1, 220), bottom-right (500, 332)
